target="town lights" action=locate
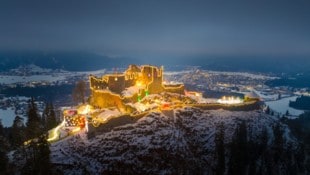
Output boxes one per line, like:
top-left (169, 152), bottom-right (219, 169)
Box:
top-left (217, 96), bottom-right (243, 104)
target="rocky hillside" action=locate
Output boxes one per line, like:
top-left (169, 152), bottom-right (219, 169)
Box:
top-left (50, 107), bottom-right (305, 175)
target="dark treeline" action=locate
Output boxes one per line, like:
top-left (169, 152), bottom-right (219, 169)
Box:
top-left (214, 121), bottom-right (306, 175)
top-left (289, 95), bottom-right (310, 110)
top-left (103, 118), bottom-right (307, 174)
top-left (266, 73), bottom-right (310, 88)
top-left (219, 120), bottom-right (303, 175)
top-left (1, 84), bottom-right (74, 102)
top-left (1, 52), bottom-right (310, 74)
top-left (0, 51), bottom-right (137, 72)
top-left (282, 112), bottom-right (310, 145)
top-left (226, 121), bottom-right (306, 175)
top-left (0, 97), bottom-right (59, 175)
top-left (282, 112), bottom-right (310, 174)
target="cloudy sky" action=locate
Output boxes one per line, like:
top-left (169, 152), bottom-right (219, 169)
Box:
top-left (1, 0), bottom-right (309, 59)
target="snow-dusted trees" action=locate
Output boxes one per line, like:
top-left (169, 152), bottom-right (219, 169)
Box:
top-left (224, 120), bottom-right (306, 175)
top-left (26, 97), bottom-right (43, 139)
top-left (10, 115), bottom-right (26, 148)
top-left (21, 134), bottom-right (51, 175)
top-left (42, 102), bottom-right (57, 131)
top-left (228, 121), bottom-right (248, 175)
top-left (0, 120), bottom-right (9, 174)
top-left (19, 98), bottom-right (52, 174)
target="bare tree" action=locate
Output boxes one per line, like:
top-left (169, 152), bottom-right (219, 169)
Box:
top-left (72, 80), bottom-right (86, 104)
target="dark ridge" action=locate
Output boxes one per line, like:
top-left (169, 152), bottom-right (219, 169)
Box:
top-left (0, 51), bottom-right (139, 72)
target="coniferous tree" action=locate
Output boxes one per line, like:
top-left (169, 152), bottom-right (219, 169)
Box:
top-left (41, 102), bottom-right (49, 129)
top-left (46, 103), bottom-right (57, 130)
top-left (0, 120), bottom-right (4, 136)
top-left (272, 123), bottom-right (284, 164)
top-left (257, 127), bottom-right (270, 175)
top-left (265, 106), bottom-right (270, 115)
top-left (22, 134), bottom-right (52, 175)
top-left (35, 134), bottom-right (51, 174)
top-left (0, 120), bottom-right (9, 174)
top-left (17, 99), bottom-right (52, 175)
top-left (272, 122), bottom-right (285, 174)
top-left (10, 116), bottom-right (25, 148)
top-left (26, 97), bottom-right (42, 139)
top-left (215, 122), bottom-right (225, 175)
top-left (259, 127), bottom-right (269, 157)
top-left (42, 102), bottom-right (58, 131)
top-left (0, 137), bottom-right (9, 174)
top-left (228, 121), bottom-right (248, 175)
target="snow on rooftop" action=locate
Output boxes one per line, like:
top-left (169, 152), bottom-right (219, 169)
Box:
top-left (94, 108), bottom-right (121, 123)
top-left (122, 86), bottom-right (139, 97)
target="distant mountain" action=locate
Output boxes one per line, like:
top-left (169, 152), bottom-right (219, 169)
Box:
top-left (0, 51), bottom-right (138, 72)
top-left (1, 51), bottom-right (309, 74)
top-left (188, 56), bottom-right (310, 74)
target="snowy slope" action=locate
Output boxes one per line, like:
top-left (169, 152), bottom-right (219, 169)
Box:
top-left (50, 108), bottom-right (297, 174)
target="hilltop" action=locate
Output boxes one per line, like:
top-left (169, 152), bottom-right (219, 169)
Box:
top-left (47, 107), bottom-right (303, 175)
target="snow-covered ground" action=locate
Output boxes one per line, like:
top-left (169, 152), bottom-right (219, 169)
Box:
top-left (0, 96), bottom-right (43, 127)
top-left (266, 96), bottom-right (305, 116)
top-left (122, 86), bottom-right (139, 97)
top-left (0, 108), bottom-right (17, 127)
top-left (253, 90), bottom-right (279, 101)
top-left (95, 109), bottom-right (121, 122)
top-left (0, 65), bottom-right (108, 85)
top-left (50, 108), bottom-right (296, 174)
top-left (0, 75), bottom-right (68, 85)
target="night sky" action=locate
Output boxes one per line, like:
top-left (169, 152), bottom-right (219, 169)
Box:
top-left (1, 0), bottom-right (310, 60)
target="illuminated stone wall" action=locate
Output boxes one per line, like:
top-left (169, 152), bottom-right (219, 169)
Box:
top-left (89, 64), bottom-right (185, 109)
top-left (90, 75), bottom-right (108, 90)
top-left (107, 75), bottom-right (125, 94)
top-left (124, 65), bottom-right (140, 87)
top-left (90, 90), bottom-right (124, 109)
top-left (141, 65), bottom-right (164, 94)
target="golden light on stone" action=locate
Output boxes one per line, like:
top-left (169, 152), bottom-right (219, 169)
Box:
top-left (136, 81), bottom-right (142, 87)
